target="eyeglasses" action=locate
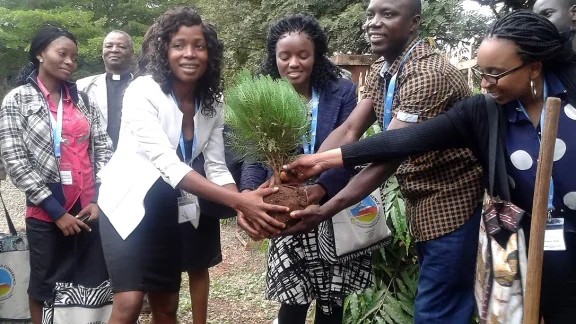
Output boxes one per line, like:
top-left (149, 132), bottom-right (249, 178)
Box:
top-left (471, 63), bottom-right (529, 85)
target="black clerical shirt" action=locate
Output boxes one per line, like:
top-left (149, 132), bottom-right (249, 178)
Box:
top-left (105, 72), bottom-right (131, 149)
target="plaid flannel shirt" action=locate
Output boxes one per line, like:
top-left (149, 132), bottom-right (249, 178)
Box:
top-left (0, 71), bottom-right (113, 220)
top-left (363, 38), bottom-right (484, 241)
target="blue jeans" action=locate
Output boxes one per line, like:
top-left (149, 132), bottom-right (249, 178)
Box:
top-left (414, 206), bottom-right (481, 324)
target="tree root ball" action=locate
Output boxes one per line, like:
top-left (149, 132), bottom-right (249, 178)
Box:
top-left (263, 185), bottom-right (309, 228)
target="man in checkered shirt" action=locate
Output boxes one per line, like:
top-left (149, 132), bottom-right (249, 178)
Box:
top-left (282, 0), bottom-right (485, 322)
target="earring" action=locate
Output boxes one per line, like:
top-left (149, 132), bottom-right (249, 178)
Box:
top-left (37, 57), bottom-right (43, 63)
top-left (530, 79), bottom-right (537, 100)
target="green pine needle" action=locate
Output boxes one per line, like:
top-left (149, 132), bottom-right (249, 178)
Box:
top-left (224, 70), bottom-right (309, 174)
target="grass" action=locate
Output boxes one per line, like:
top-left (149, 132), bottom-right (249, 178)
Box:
top-left (139, 223), bottom-right (282, 324)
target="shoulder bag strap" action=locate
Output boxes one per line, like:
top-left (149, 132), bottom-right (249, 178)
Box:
top-left (79, 90), bottom-right (90, 109)
top-left (495, 108), bottom-right (512, 201)
top-left (485, 94), bottom-right (499, 195)
top-left (0, 189), bottom-right (17, 236)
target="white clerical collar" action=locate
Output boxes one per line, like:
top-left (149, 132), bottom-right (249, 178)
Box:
top-left (112, 74), bottom-right (121, 81)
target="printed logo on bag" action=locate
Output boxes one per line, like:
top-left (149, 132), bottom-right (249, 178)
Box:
top-left (348, 194), bottom-right (380, 227)
top-left (0, 265), bottom-right (15, 301)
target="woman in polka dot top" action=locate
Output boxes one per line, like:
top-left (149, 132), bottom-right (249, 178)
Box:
top-left (283, 11), bottom-right (576, 323)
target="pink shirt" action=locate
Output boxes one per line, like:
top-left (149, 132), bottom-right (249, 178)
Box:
top-left (27, 78), bottom-right (96, 222)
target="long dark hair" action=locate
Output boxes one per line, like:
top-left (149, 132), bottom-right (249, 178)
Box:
top-left (488, 10), bottom-right (576, 103)
top-left (260, 14), bottom-right (341, 91)
top-left (14, 25), bottom-right (77, 86)
top-left (138, 6), bottom-right (223, 117)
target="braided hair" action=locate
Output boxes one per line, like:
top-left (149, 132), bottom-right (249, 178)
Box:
top-left (139, 7), bottom-right (223, 117)
top-left (14, 25), bottom-right (77, 86)
top-left (260, 14), bottom-right (341, 92)
top-left (488, 10), bottom-right (576, 103)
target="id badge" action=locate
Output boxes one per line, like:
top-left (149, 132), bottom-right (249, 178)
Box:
top-left (544, 218), bottom-right (566, 251)
top-left (59, 163), bottom-right (73, 185)
top-left (178, 190), bottom-right (200, 226)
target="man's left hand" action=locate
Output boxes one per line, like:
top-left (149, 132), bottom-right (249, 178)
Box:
top-left (304, 184), bottom-right (326, 206)
top-left (276, 204), bottom-right (329, 236)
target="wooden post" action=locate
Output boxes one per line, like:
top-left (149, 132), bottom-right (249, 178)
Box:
top-left (523, 97), bottom-right (562, 324)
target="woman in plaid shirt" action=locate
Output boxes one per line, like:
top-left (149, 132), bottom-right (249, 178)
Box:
top-left (0, 26), bottom-right (113, 323)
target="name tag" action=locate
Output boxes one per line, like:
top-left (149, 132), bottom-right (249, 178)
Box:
top-left (178, 190), bottom-right (200, 228)
top-left (396, 111), bottom-right (419, 123)
top-left (544, 218), bottom-right (566, 251)
top-left (59, 163), bottom-right (73, 185)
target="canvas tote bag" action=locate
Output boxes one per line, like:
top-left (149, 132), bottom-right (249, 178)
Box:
top-left (318, 186), bottom-right (392, 263)
top-left (0, 188), bottom-right (31, 322)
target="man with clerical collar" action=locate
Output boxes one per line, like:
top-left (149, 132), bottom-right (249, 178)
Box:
top-left (77, 30), bottom-right (134, 149)
top-left (534, 0), bottom-right (576, 50)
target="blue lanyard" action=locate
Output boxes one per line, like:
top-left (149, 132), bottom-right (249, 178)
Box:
top-left (517, 81), bottom-right (554, 211)
top-left (303, 89), bottom-right (319, 154)
top-left (383, 39), bottom-right (422, 130)
top-left (48, 89), bottom-right (64, 158)
top-left (171, 91), bottom-right (199, 165)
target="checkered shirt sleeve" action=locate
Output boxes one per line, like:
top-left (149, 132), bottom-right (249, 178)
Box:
top-left (0, 87), bottom-right (58, 205)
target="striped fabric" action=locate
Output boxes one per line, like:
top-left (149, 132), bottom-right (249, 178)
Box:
top-left (266, 232), bottom-right (373, 314)
top-left (362, 38), bottom-right (484, 242)
top-left (42, 280), bottom-right (113, 324)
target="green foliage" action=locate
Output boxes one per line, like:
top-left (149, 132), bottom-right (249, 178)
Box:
top-left (0, 7), bottom-right (106, 78)
top-left (0, 0), bottom-right (494, 97)
top-left (421, 0), bottom-right (493, 48)
top-left (0, 0), bottom-right (188, 96)
top-left (224, 70), bottom-right (308, 180)
top-left (470, 0), bottom-right (536, 18)
top-left (196, 0), bottom-right (492, 85)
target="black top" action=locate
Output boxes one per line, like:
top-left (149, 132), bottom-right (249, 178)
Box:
top-left (105, 72), bottom-right (131, 149)
top-left (342, 94), bottom-right (498, 199)
top-left (177, 126), bottom-right (243, 218)
top-left (341, 92), bottom-right (576, 230)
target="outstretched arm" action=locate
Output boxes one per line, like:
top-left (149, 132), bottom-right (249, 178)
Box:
top-left (284, 102), bottom-right (475, 179)
top-left (317, 98), bottom-right (377, 152)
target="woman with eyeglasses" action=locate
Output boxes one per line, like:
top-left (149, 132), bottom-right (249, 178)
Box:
top-left (283, 11), bottom-right (576, 323)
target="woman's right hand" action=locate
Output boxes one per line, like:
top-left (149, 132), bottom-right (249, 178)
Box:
top-left (55, 213), bottom-right (92, 236)
top-left (235, 188), bottom-right (288, 236)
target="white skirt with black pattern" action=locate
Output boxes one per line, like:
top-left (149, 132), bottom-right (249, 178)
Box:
top-left (265, 227), bottom-right (373, 315)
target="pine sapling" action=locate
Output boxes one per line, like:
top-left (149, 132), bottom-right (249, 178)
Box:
top-left (225, 70), bottom-right (310, 225)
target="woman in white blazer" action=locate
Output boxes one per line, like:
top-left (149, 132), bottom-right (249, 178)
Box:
top-left (97, 7), bottom-right (288, 324)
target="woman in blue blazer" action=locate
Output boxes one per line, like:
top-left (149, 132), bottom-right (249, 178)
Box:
top-left (238, 14), bottom-right (373, 324)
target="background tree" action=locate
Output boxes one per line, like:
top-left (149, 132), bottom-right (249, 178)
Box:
top-left (0, 0), bottom-right (190, 96)
top-left (1, 0), bottom-right (493, 96)
top-left (472, 0), bottom-right (535, 18)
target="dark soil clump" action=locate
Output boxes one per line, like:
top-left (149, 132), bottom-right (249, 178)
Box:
top-left (263, 185), bottom-right (308, 228)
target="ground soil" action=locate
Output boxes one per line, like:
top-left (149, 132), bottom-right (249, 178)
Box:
top-left (263, 185), bottom-right (308, 228)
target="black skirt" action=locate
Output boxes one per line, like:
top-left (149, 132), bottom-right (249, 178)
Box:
top-left (26, 201), bottom-right (108, 302)
top-left (180, 209), bottom-right (222, 272)
top-left (100, 178), bottom-right (182, 293)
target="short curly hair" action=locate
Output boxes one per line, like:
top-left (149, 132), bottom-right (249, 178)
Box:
top-left (139, 7), bottom-right (223, 116)
top-left (260, 14), bottom-right (341, 91)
